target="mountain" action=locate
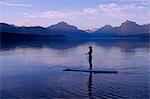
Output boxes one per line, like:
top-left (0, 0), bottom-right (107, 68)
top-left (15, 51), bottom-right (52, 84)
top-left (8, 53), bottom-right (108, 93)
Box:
top-left (116, 20), bottom-right (149, 35)
top-left (0, 22), bottom-right (88, 38)
top-left (0, 23), bottom-right (21, 33)
top-left (48, 22), bottom-right (77, 31)
top-left (47, 21), bottom-right (88, 38)
top-left (0, 23), bottom-right (50, 35)
top-left (0, 23), bottom-right (67, 41)
top-left (20, 26), bottom-right (50, 35)
top-left (94, 25), bottom-right (116, 35)
top-left (93, 20), bottom-right (150, 38)
top-left (0, 20), bottom-right (149, 40)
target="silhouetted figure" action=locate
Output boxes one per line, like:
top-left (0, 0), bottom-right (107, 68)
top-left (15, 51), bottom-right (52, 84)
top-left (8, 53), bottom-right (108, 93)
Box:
top-left (88, 46), bottom-right (93, 69)
top-left (87, 46), bottom-right (93, 98)
top-left (88, 72), bottom-right (93, 98)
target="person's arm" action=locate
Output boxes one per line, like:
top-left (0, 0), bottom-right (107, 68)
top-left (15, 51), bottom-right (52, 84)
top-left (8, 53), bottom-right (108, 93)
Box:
top-left (88, 50), bottom-right (90, 54)
top-left (89, 49), bottom-right (92, 54)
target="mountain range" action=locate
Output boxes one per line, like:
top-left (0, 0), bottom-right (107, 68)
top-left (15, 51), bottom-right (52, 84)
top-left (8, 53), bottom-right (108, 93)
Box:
top-left (0, 20), bottom-right (150, 40)
top-left (93, 20), bottom-right (149, 37)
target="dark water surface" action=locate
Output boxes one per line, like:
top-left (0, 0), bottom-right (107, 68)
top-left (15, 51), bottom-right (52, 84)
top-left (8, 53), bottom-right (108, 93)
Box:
top-left (0, 39), bottom-right (150, 99)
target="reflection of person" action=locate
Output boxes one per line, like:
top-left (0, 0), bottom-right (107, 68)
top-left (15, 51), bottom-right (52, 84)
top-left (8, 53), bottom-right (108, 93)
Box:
top-left (88, 46), bottom-right (92, 69)
top-left (88, 72), bottom-right (92, 97)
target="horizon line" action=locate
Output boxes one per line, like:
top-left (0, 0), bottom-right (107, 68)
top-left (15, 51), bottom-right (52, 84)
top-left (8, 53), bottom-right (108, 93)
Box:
top-left (0, 20), bottom-right (149, 30)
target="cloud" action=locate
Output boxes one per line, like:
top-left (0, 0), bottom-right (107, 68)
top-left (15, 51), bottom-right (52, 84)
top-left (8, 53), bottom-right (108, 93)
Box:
top-left (22, 3), bottom-right (148, 19)
top-left (19, 2), bottom-right (149, 29)
top-left (83, 3), bottom-right (147, 18)
top-left (22, 10), bottom-right (80, 19)
top-left (0, 1), bottom-right (31, 7)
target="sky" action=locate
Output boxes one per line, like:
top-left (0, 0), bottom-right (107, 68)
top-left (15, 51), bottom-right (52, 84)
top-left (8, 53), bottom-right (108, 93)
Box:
top-left (0, 0), bottom-right (150, 29)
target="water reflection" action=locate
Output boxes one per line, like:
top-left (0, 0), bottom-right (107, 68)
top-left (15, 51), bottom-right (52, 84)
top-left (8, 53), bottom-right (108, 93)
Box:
top-left (1, 39), bottom-right (149, 98)
top-left (1, 39), bottom-right (149, 52)
top-left (88, 72), bottom-right (93, 98)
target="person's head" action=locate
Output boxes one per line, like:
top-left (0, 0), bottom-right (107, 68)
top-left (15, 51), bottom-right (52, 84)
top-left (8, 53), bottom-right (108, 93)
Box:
top-left (89, 46), bottom-right (92, 49)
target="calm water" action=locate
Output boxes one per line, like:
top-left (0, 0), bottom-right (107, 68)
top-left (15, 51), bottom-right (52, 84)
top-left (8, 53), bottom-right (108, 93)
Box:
top-left (0, 39), bottom-right (150, 99)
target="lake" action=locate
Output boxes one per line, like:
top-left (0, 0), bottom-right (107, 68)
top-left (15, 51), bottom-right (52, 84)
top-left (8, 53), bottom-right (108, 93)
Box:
top-left (0, 39), bottom-right (149, 98)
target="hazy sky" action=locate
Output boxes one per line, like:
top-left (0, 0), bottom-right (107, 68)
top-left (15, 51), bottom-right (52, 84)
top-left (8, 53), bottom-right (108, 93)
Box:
top-left (0, 0), bottom-right (149, 29)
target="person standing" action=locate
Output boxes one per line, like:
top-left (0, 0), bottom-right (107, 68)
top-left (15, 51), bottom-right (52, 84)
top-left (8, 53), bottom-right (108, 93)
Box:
top-left (88, 46), bottom-right (92, 69)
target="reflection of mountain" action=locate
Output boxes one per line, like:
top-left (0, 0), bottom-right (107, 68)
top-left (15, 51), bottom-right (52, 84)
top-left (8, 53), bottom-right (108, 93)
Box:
top-left (94, 39), bottom-right (149, 52)
top-left (1, 32), bottom-right (67, 42)
top-left (1, 39), bottom-right (149, 52)
top-left (0, 20), bottom-right (149, 41)
top-left (1, 39), bottom-right (87, 50)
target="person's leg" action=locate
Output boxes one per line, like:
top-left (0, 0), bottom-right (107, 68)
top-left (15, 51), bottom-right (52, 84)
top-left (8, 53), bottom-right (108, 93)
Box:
top-left (89, 57), bottom-right (92, 69)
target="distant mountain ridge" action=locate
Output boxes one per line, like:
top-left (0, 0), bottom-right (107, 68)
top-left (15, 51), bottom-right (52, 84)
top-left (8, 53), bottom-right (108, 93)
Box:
top-left (47, 22), bottom-right (88, 37)
top-left (0, 22), bottom-right (88, 38)
top-left (48, 22), bottom-right (78, 31)
top-left (93, 20), bottom-right (150, 35)
top-left (0, 20), bottom-right (150, 39)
